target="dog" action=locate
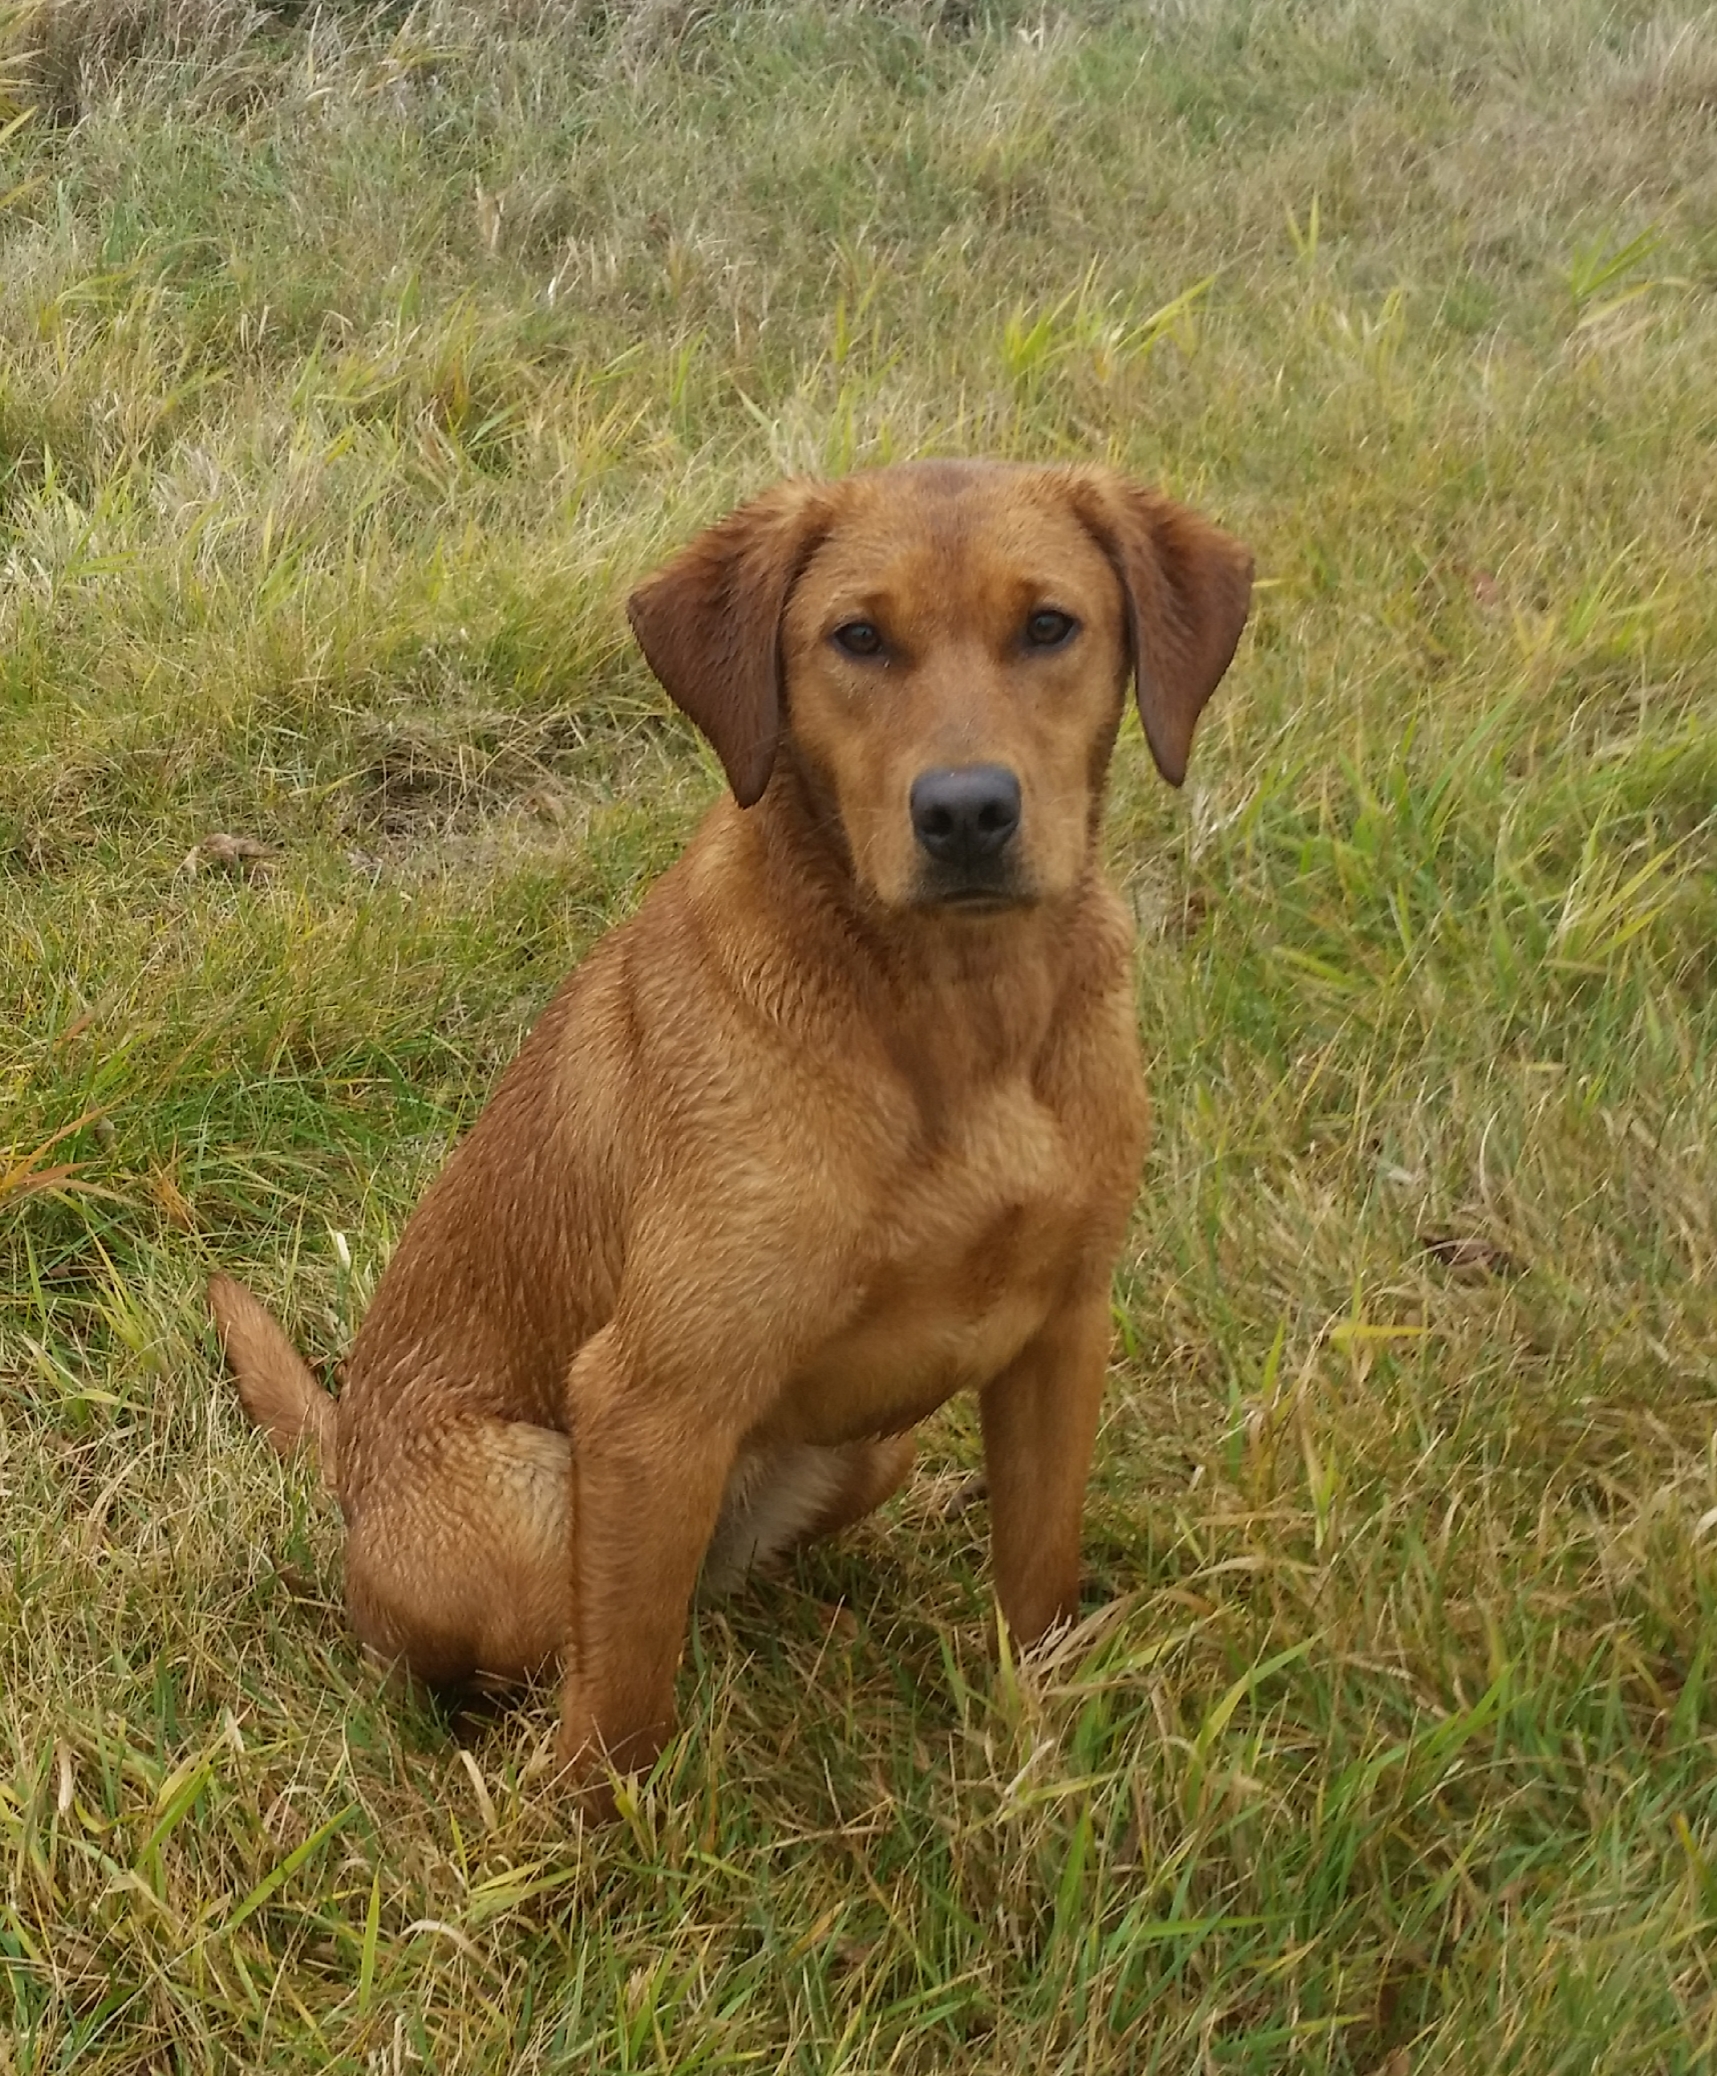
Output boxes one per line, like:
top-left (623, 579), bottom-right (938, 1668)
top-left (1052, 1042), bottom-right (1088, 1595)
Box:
top-left (210, 457), bottom-right (1252, 1807)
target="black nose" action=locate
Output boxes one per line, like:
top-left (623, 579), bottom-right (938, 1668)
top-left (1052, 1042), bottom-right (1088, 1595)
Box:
top-left (909, 764), bottom-right (1022, 865)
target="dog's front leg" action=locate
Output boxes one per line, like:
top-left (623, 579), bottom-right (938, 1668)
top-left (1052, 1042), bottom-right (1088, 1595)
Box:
top-left (978, 1284), bottom-right (1113, 1648)
top-left (555, 1325), bottom-right (741, 1807)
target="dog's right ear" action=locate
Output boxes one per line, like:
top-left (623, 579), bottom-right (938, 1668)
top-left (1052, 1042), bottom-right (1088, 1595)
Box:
top-left (626, 480), bottom-right (831, 809)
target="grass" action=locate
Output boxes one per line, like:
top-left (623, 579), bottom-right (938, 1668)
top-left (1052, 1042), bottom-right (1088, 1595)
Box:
top-left (1, 0), bottom-right (1715, 2066)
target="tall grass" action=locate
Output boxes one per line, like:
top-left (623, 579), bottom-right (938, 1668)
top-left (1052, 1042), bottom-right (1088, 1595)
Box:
top-left (3, 1), bottom-right (1715, 2067)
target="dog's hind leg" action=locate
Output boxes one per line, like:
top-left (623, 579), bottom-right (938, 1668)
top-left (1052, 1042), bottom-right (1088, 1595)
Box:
top-left (342, 1420), bottom-right (573, 1688)
top-left (700, 1434), bottom-right (916, 1595)
top-left (799, 1433), bottom-right (917, 1543)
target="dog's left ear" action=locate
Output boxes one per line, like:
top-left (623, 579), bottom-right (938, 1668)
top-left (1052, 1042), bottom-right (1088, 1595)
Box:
top-left (626, 479), bottom-right (832, 809)
top-left (1074, 475), bottom-right (1254, 788)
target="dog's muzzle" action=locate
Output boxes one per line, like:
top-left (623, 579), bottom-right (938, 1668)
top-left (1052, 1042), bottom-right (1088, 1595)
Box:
top-left (909, 764), bottom-right (1024, 907)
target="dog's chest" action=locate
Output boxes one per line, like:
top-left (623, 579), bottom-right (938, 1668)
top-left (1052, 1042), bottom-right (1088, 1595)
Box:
top-left (780, 1076), bottom-right (1087, 1443)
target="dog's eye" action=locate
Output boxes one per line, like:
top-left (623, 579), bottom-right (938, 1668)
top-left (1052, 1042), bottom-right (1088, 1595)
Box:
top-left (833, 621), bottom-right (884, 658)
top-left (1024, 609), bottom-right (1077, 649)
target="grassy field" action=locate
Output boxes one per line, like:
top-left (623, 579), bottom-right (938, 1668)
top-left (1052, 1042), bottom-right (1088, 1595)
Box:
top-left (2, 0), bottom-right (1715, 2067)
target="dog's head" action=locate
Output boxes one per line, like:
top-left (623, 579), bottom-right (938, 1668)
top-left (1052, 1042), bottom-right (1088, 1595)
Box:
top-left (627, 460), bottom-right (1252, 914)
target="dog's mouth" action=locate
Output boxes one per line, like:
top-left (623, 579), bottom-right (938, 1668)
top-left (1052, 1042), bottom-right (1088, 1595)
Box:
top-left (913, 870), bottom-right (1034, 917)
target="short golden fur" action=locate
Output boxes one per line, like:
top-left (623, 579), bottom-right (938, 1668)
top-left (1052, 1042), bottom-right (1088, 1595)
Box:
top-left (211, 458), bottom-right (1252, 1807)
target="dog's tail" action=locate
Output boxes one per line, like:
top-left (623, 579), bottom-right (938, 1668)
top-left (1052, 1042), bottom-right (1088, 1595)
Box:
top-left (208, 1274), bottom-right (337, 1472)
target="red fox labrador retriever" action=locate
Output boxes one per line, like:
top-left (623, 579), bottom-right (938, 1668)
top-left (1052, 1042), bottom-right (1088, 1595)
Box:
top-left (211, 458), bottom-right (1251, 1805)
